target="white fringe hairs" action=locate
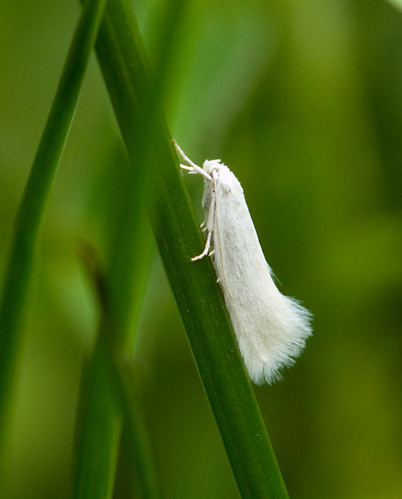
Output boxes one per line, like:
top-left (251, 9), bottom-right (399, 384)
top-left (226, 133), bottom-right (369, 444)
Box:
top-left (174, 141), bottom-right (312, 384)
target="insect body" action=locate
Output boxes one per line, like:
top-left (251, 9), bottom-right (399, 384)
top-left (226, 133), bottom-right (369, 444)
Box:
top-left (174, 141), bottom-right (312, 384)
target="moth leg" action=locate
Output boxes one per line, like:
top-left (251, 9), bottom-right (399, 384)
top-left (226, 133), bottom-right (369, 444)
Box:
top-left (179, 164), bottom-right (193, 172)
top-left (191, 231), bottom-right (212, 261)
top-left (179, 163), bottom-right (206, 176)
top-left (180, 163), bottom-right (211, 181)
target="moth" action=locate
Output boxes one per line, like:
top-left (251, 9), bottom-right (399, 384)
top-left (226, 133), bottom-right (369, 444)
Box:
top-left (174, 141), bottom-right (312, 384)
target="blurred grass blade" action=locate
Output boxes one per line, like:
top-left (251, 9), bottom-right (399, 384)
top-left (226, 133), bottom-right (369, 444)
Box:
top-left (0, 0), bottom-right (107, 465)
top-left (116, 362), bottom-right (160, 499)
top-left (73, 143), bottom-right (158, 498)
top-left (74, 327), bottom-right (159, 499)
top-left (73, 338), bottom-right (123, 499)
top-left (387, 0), bottom-right (402, 12)
top-left (93, 0), bottom-right (290, 497)
top-left (101, 145), bottom-right (159, 499)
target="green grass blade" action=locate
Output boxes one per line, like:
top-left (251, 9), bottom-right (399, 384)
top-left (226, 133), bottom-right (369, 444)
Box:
top-left (73, 338), bottom-right (123, 499)
top-left (0, 0), bottom-right (107, 463)
top-left (116, 363), bottom-right (160, 499)
top-left (93, 1), bottom-right (290, 497)
top-left (73, 313), bottom-right (159, 499)
top-left (387, 0), bottom-right (402, 12)
top-left (100, 147), bottom-right (159, 498)
top-left (72, 146), bottom-right (158, 498)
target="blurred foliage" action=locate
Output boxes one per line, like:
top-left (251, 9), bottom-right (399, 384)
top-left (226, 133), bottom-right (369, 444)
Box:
top-left (1, 0), bottom-right (402, 498)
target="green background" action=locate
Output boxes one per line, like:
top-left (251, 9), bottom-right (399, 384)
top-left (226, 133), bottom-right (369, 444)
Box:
top-left (1, 0), bottom-right (402, 497)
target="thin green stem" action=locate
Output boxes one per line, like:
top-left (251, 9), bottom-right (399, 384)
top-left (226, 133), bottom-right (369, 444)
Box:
top-left (0, 0), bottom-right (107, 466)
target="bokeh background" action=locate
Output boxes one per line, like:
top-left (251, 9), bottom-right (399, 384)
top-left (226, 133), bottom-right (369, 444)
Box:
top-left (1, 0), bottom-right (402, 498)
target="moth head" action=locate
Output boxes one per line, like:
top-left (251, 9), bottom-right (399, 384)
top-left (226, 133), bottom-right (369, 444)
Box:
top-left (203, 159), bottom-right (222, 176)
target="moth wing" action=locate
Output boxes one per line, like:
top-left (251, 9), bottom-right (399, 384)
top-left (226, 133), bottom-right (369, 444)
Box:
top-left (212, 175), bottom-right (312, 384)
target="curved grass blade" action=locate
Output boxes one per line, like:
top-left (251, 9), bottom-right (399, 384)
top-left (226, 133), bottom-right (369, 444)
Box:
top-left (0, 0), bottom-right (107, 471)
top-left (92, 0), bottom-right (290, 497)
top-left (73, 146), bottom-right (158, 499)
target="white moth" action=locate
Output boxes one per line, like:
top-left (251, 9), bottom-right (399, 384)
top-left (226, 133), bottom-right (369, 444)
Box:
top-left (174, 141), bottom-right (312, 385)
